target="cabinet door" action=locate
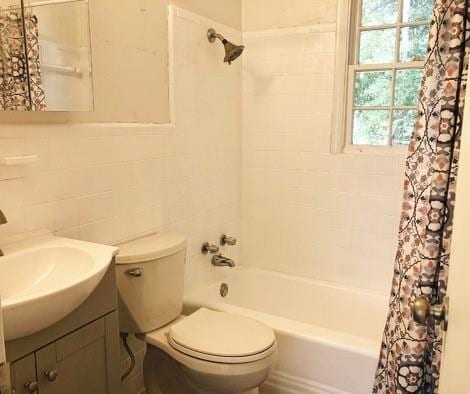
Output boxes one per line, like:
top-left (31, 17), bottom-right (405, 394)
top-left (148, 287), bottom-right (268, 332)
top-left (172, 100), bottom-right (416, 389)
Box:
top-left (37, 319), bottom-right (108, 394)
top-left (10, 353), bottom-right (37, 394)
top-left (35, 344), bottom-right (58, 394)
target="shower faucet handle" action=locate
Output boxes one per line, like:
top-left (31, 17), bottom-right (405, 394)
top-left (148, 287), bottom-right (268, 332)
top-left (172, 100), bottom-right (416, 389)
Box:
top-left (201, 242), bottom-right (220, 255)
top-left (220, 234), bottom-right (237, 246)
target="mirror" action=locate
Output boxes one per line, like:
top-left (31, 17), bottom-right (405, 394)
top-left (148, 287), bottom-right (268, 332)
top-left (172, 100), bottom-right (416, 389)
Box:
top-left (0, 0), bottom-right (93, 111)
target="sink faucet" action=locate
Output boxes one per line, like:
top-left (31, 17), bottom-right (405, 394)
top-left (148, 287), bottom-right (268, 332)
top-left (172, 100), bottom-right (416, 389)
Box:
top-left (211, 254), bottom-right (235, 268)
top-left (0, 209), bottom-right (6, 256)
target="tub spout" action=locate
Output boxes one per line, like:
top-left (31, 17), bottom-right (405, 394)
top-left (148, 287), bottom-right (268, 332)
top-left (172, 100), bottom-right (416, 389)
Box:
top-left (211, 254), bottom-right (235, 268)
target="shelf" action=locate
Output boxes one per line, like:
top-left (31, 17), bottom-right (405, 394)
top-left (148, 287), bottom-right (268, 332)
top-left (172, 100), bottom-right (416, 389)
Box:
top-left (0, 155), bottom-right (38, 166)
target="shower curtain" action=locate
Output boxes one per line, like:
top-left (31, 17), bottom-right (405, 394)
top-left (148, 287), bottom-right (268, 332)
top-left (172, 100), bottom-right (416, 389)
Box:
top-left (373, 0), bottom-right (470, 393)
top-left (0, 8), bottom-right (45, 110)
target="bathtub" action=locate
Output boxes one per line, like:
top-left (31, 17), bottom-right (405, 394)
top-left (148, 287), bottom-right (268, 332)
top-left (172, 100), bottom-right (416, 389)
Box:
top-left (183, 266), bottom-right (388, 394)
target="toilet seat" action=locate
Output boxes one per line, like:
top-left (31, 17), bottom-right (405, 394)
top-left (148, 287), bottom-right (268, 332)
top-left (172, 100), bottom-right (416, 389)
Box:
top-left (168, 308), bottom-right (276, 363)
top-left (142, 308), bottom-right (277, 366)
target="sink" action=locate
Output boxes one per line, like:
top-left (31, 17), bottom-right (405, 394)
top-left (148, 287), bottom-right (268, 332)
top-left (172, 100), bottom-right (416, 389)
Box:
top-left (0, 232), bottom-right (118, 341)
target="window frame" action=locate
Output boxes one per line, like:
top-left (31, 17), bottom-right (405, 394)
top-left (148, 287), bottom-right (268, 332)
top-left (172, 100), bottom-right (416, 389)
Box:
top-left (331, 0), bottom-right (429, 154)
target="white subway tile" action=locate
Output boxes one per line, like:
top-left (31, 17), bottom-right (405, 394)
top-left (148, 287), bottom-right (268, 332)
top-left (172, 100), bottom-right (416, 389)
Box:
top-left (0, 14), bottom-right (242, 294)
top-left (242, 27), bottom-right (401, 292)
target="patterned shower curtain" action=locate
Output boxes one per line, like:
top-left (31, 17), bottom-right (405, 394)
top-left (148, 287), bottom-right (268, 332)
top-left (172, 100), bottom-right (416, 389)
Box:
top-left (373, 0), bottom-right (470, 393)
top-left (0, 7), bottom-right (45, 110)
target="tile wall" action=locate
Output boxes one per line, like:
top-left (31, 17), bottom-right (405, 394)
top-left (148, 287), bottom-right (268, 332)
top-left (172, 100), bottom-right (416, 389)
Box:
top-left (0, 3), bottom-right (411, 392)
top-left (241, 25), bottom-right (406, 292)
top-left (0, 8), bottom-right (242, 392)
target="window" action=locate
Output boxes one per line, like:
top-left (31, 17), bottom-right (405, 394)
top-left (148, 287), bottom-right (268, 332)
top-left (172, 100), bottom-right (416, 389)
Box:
top-left (340, 0), bottom-right (433, 149)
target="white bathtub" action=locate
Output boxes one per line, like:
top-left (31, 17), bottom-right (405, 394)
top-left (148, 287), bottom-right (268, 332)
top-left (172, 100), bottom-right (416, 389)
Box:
top-left (183, 267), bottom-right (388, 394)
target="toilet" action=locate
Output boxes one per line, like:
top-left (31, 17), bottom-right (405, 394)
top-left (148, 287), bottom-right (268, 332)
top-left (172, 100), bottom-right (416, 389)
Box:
top-left (115, 233), bottom-right (277, 394)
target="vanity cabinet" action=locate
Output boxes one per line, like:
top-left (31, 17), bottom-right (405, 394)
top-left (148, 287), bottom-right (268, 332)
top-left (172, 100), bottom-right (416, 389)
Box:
top-left (4, 264), bottom-right (120, 394)
top-left (10, 315), bottom-right (117, 394)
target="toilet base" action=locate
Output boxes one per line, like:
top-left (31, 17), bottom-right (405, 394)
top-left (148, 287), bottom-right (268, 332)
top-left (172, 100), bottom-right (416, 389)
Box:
top-left (143, 346), bottom-right (262, 394)
top-left (143, 346), bottom-right (192, 394)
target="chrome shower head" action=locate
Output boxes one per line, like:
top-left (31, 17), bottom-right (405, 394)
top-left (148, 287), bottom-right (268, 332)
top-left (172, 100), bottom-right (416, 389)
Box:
top-left (223, 41), bottom-right (244, 64)
top-left (207, 28), bottom-right (244, 65)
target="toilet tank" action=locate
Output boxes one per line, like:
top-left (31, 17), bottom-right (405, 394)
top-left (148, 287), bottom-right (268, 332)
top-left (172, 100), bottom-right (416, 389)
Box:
top-left (115, 233), bottom-right (187, 333)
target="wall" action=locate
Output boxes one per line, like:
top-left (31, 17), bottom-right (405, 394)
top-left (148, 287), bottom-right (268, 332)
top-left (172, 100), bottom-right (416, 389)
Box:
top-left (0, 0), bottom-right (170, 123)
top-left (0, 0), bottom-right (241, 124)
top-left (172, 0), bottom-right (241, 29)
top-left (0, 0), bottom-right (20, 7)
top-left (242, 0), bottom-right (337, 31)
top-left (241, 4), bottom-right (405, 292)
top-left (85, 0), bottom-right (170, 122)
top-left (0, 6), bottom-right (242, 392)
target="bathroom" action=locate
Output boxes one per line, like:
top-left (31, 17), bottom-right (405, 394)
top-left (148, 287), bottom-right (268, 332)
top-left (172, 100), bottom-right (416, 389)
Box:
top-left (0, 0), bottom-right (469, 393)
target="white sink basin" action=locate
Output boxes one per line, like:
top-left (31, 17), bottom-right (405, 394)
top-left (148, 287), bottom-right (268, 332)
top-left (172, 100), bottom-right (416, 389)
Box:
top-left (0, 232), bottom-right (118, 341)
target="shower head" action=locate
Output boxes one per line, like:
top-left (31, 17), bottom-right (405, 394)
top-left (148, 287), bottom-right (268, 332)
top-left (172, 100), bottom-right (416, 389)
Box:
top-left (223, 41), bottom-right (244, 64)
top-left (207, 28), bottom-right (244, 65)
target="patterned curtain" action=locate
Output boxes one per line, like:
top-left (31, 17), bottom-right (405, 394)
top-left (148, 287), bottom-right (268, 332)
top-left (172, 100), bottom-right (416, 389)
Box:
top-left (0, 7), bottom-right (45, 110)
top-left (373, 0), bottom-right (470, 393)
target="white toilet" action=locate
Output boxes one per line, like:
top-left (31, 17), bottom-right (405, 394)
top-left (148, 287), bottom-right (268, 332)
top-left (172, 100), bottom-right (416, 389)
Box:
top-left (115, 233), bottom-right (277, 394)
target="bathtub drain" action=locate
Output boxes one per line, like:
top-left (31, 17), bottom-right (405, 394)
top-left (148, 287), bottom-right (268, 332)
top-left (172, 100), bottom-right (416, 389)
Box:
top-left (220, 283), bottom-right (228, 297)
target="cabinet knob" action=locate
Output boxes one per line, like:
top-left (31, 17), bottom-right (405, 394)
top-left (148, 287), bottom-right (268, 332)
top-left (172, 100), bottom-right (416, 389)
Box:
top-left (24, 381), bottom-right (38, 393)
top-left (44, 369), bottom-right (58, 382)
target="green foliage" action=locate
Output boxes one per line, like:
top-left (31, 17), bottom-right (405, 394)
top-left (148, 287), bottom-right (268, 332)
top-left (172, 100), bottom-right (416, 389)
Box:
top-left (400, 25), bottom-right (429, 61)
top-left (361, 0), bottom-right (434, 25)
top-left (395, 69), bottom-right (422, 106)
top-left (403, 0), bottom-right (434, 22)
top-left (353, 69), bottom-right (422, 145)
top-left (354, 71), bottom-right (392, 106)
top-left (392, 110), bottom-right (416, 145)
top-left (360, 29), bottom-right (396, 64)
top-left (353, 110), bottom-right (389, 145)
top-left (361, 0), bottom-right (398, 26)
top-left (353, 0), bottom-right (431, 145)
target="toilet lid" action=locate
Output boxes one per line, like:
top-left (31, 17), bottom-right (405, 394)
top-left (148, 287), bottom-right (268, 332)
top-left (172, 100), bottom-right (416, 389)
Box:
top-left (116, 233), bottom-right (186, 264)
top-left (168, 308), bottom-right (276, 362)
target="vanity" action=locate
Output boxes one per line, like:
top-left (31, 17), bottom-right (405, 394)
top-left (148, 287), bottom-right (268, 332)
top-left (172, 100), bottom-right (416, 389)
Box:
top-left (0, 233), bottom-right (121, 394)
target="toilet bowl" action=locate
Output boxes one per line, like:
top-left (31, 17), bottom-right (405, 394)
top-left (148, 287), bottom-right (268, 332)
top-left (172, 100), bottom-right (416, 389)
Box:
top-left (116, 233), bottom-right (277, 394)
top-left (142, 309), bottom-right (277, 393)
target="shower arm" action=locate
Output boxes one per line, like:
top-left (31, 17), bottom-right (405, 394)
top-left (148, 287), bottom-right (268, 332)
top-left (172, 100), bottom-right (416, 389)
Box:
top-left (207, 29), bottom-right (226, 43)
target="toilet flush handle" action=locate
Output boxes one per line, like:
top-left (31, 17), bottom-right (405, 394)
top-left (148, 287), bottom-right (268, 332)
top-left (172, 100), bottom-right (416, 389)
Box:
top-left (125, 268), bottom-right (144, 277)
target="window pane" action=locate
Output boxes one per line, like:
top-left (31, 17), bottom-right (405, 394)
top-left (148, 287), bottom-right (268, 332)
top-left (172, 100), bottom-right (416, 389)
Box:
top-left (361, 0), bottom-right (398, 26)
top-left (403, 0), bottom-right (434, 22)
top-left (360, 29), bottom-right (396, 64)
top-left (392, 110), bottom-right (416, 145)
top-left (353, 110), bottom-right (390, 145)
top-left (354, 71), bottom-right (393, 106)
top-left (400, 25), bottom-right (430, 62)
top-left (395, 69), bottom-right (422, 106)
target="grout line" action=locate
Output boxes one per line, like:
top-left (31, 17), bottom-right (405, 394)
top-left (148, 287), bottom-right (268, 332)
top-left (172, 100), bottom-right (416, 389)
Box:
top-left (243, 23), bottom-right (337, 38)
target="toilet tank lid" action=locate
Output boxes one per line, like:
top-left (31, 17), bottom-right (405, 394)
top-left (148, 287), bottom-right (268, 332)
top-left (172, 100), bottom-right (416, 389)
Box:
top-left (115, 233), bottom-right (186, 265)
